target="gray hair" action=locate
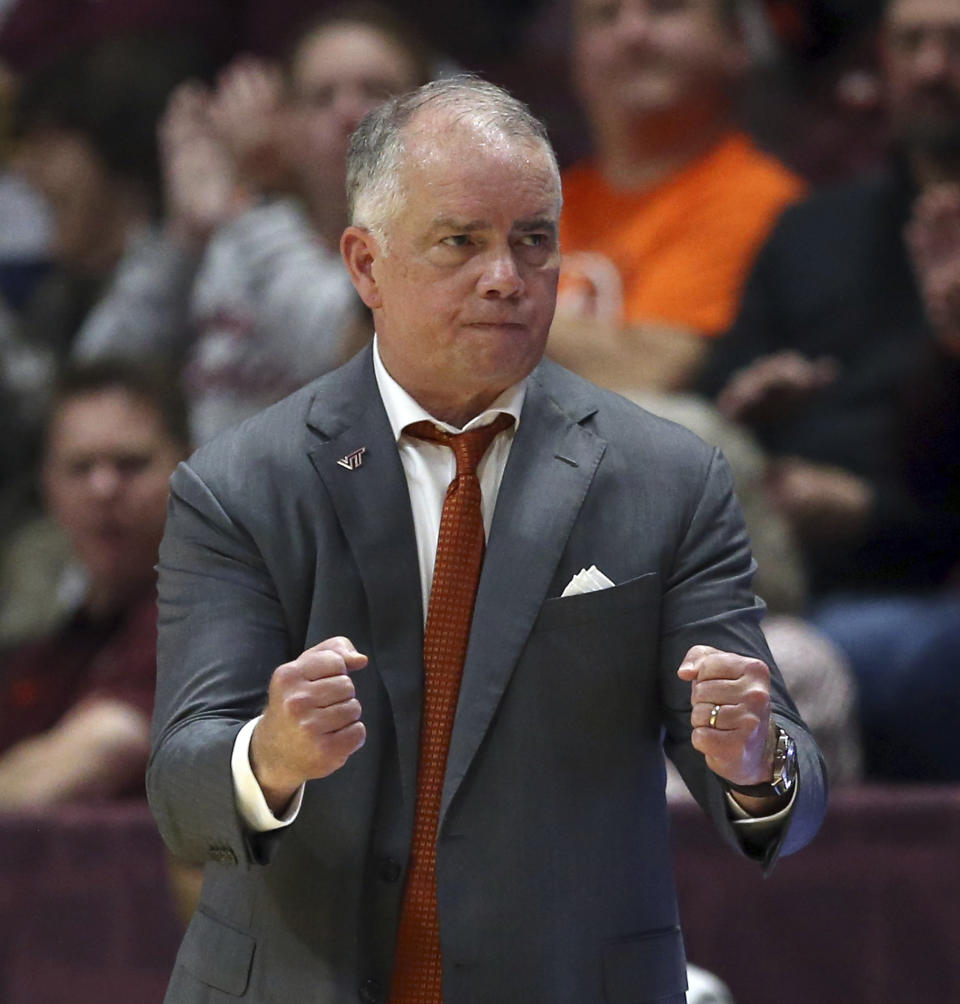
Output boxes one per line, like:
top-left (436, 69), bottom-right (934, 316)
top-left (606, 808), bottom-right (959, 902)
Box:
top-left (346, 74), bottom-right (561, 248)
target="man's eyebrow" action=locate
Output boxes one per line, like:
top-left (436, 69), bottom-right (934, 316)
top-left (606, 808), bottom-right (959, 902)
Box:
top-left (514, 218), bottom-right (558, 233)
top-left (430, 217), bottom-right (487, 233)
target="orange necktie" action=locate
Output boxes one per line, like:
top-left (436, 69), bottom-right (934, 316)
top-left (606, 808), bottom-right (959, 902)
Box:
top-left (389, 412), bottom-right (515, 1003)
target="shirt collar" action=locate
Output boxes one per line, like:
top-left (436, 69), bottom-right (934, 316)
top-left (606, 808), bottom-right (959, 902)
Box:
top-left (372, 334), bottom-right (526, 440)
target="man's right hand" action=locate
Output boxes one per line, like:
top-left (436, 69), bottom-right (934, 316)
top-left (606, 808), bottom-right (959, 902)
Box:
top-left (249, 637), bottom-right (368, 814)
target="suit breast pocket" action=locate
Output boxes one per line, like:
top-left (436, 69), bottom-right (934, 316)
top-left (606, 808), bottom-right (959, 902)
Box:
top-left (534, 571), bottom-right (660, 634)
top-left (522, 572), bottom-right (662, 741)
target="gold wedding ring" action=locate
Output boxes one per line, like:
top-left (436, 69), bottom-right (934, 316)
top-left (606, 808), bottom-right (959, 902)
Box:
top-left (708, 704), bottom-right (722, 729)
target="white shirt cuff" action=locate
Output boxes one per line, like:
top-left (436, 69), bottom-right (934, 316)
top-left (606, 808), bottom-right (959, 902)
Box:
top-left (231, 716), bottom-right (304, 831)
top-left (725, 783), bottom-right (797, 834)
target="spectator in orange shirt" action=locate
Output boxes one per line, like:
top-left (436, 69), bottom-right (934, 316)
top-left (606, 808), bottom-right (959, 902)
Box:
top-left (550, 0), bottom-right (804, 390)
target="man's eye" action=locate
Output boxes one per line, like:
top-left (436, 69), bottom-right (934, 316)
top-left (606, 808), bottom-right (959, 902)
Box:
top-left (296, 86), bottom-right (333, 109)
top-left (889, 28), bottom-right (920, 53)
top-left (519, 233), bottom-right (556, 254)
top-left (442, 235), bottom-right (471, 247)
top-left (115, 455), bottom-right (151, 476)
top-left (65, 460), bottom-right (93, 479)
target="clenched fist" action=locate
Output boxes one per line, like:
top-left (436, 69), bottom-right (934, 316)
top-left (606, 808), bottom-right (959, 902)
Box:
top-left (678, 645), bottom-right (784, 813)
top-left (250, 637), bottom-right (368, 813)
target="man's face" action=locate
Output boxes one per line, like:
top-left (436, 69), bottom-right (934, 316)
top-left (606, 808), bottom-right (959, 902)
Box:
top-left (347, 117), bottom-right (561, 424)
top-left (286, 22), bottom-right (420, 195)
top-left (43, 389), bottom-right (184, 598)
top-left (883, 0), bottom-right (960, 156)
top-left (573, 0), bottom-right (744, 124)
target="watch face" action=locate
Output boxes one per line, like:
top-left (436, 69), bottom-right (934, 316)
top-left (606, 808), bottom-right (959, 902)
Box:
top-left (774, 731), bottom-right (797, 793)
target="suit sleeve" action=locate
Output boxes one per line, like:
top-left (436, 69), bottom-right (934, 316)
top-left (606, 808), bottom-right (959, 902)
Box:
top-left (146, 460), bottom-right (293, 868)
top-left (657, 447), bottom-right (828, 869)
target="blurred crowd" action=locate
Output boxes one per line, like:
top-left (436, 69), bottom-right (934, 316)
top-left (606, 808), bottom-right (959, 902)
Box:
top-left (0, 0), bottom-right (957, 819)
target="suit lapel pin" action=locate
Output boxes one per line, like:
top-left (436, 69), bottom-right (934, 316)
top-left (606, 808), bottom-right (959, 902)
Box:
top-left (337, 447), bottom-right (367, 470)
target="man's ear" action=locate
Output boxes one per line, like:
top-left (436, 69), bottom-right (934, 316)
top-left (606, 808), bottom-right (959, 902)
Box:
top-left (341, 226), bottom-right (383, 310)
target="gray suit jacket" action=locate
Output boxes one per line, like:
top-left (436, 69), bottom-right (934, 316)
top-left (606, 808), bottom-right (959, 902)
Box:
top-left (147, 347), bottom-right (826, 1003)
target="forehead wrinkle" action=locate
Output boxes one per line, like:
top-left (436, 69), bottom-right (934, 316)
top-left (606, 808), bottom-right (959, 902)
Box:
top-left (430, 216), bottom-right (488, 232)
top-left (427, 214), bottom-right (557, 232)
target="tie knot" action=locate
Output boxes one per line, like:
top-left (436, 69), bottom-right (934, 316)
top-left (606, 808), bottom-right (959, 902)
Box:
top-left (405, 412), bottom-right (514, 477)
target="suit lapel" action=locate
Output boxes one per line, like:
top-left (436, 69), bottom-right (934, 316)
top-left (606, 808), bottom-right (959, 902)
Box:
top-left (440, 363), bottom-right (607, 822)
top-left (305, 348), bottom-right (424, 809)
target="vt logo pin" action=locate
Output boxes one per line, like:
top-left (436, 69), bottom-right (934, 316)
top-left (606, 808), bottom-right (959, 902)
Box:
top-left (337, 447), bottom-right (366, 470)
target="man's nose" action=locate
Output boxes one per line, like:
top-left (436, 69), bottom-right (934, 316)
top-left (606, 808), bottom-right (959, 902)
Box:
top-left (87, 462), bottom-right (122, 499)
top-left (479, 249), bottom-right (524, 298)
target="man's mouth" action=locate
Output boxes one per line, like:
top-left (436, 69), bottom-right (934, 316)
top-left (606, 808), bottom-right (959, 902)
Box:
top-left (464, 319), bottom-right (526, 329)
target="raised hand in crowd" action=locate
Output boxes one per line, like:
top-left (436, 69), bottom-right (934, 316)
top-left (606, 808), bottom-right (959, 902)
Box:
top-left (764, 456), bottom-right (874, 544)
top-left (160, 56), bottom-right (289, 254)
top-left (206, 55), bottom-right (289, 195)
top-left (716, 350), bottom-right (838, 425)
top-left (159, 80), bottom-right (242, 252)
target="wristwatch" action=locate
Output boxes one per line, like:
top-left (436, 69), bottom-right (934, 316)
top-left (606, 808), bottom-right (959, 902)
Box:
top-left (726, 726), bottom-right (797, 798)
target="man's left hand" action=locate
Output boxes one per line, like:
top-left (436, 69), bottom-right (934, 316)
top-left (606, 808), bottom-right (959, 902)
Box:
top-left (677, 645), bottom-right (776, 791)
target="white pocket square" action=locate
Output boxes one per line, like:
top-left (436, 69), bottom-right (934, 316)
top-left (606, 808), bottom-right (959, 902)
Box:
top-left (561, 564), bottom-right (616, 597)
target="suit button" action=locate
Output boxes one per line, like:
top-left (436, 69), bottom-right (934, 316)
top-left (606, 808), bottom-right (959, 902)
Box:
top-left (358, 977), bottom-right (382, 1003)
top-left (378, 857), bottom-right (402, 882)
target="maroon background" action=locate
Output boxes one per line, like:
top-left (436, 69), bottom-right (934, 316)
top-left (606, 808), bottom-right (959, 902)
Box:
top-left (0, 786), bottom-right (956, 1003)
top-left (673, 785), bottom-right (960, 1004)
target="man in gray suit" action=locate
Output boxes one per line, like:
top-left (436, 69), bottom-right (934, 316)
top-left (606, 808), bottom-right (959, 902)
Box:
top-left (148, 76), bottom-right (827, 1003)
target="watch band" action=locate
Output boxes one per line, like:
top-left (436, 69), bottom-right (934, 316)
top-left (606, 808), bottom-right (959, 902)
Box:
top-left (726, 726), bottom-right (797, 798)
